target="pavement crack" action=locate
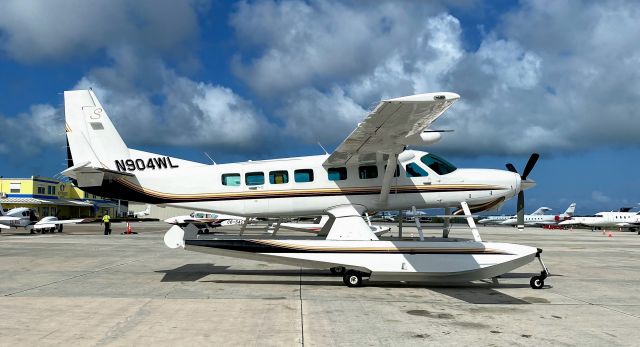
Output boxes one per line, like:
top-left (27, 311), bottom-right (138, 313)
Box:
top-left (3, 258), bottom-right (144, 297)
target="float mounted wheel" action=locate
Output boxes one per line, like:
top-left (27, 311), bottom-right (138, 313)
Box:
top-left (343, 270), bottom-right (363, 287)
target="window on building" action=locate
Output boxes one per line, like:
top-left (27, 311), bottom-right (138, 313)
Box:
top-left (328, 167), bottom-right (347, 181)
top-left (358, 165), bottom-right (378, 179)
top-left (405, 163), bottom-right (429, 177)
top-left (222, 173), bottom-right (241, 186)
top-left (269, 171), bottom-right (289, 184)
top-left (84, 192), bottom-right (89, 199)
top-left (37, 186), bottom-right (46, 194)
top-left (294, 169), bottom-right (314, 183)
top-left (47, 186), bottom-right (56, 195)
top-left (9, 183), bottom-right (20, 193)
top-left (245, 172), bottom-right (265, 186)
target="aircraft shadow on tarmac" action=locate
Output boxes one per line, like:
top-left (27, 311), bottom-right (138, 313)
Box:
top-left (156, 263), bottom-right (544, 304)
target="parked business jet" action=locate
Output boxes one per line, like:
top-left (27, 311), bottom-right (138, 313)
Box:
top-left (478, 206), bottom-right (552, 225)
top-left (62, 90), bottom-right (550, 288)
top-left (164, 211), bottom-right (247, 234)
top-left (559, 209), bottom-right (639, 232)
top-left (0, 204), bottom-right (89, 233)
top-left (501, 203), bottom-right (576, 226)
top-left (132, 204), bottom-right (151, 218)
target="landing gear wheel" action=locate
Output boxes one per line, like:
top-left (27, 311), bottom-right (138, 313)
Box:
top-left (329, 266), bottom-right (345, 275)
top-left (343, 270), bottom-right (363, 287)
top-left (530, 276), bottom-right (544, 289)
top-left (203, 229), bottom-right (210, 234)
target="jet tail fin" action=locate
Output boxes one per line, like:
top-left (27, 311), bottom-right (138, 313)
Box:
top-left (531, 207), bottom-right (551, 215)
top-left (564, 203), bottom-right (576, 216)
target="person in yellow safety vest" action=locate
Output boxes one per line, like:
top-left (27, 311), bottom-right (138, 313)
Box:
top-left (102, 214), bottom-right (111, 235)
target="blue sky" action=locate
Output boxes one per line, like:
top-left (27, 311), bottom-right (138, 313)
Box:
top-left (0, 0), bottom-right (638, 214)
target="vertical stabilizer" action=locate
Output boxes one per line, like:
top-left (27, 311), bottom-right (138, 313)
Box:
top-left (64, 90), bottom-right (130, 171)
top-left (564, 203), bottom-right (576, 216)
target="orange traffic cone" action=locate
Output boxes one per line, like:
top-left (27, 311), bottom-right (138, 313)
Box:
top-left (127, 222), bottom-right (132, 234)
top-left (608, 232), bottom-right (612, 238)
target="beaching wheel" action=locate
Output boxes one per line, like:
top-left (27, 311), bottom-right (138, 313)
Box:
top-left (530, 275), bottom-right (544, 289)
top-left (343, 270), bottom-right (363, 287)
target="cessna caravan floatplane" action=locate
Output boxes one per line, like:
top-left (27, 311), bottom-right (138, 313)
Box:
top-left (61, 90), bottom-right (549, 289)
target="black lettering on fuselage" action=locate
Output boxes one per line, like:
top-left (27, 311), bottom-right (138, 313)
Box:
top-left (126, 159), bottom-right (135, 171)
top-left (115, 160), bottom-right (126, 172)
top-left (154, 157), bottom-right (167, 169)
top-left (114, 156), bottom-right (179, 172)
top-left (167, 157), bottom-right (179, 168)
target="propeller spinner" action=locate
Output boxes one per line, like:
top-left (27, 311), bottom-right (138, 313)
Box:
top-left (506, 153), bottom-right (540, 231)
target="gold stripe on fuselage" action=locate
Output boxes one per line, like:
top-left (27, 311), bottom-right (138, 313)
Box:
top-left (114, 177), bottom-right (504, 201)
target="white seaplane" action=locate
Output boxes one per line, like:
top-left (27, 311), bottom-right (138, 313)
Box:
top-left (61, 89), bottom-right (549, 289)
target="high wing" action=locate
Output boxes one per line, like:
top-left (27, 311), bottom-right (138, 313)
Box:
top-left (32, 218), bottom-right (93, 230)
top-left (323, 92), bottom-right (460, 166)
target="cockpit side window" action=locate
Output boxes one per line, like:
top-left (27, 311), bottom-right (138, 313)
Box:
top-left (420, 153), bottom-right (457, 175)
top-left (405, 163), bottom-right (429, 177)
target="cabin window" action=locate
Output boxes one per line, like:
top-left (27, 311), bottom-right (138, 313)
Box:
top-left (294, 169), bottom-right (314, 183)
top-left (328, 167), bottom-right (347, 181)
top-left (37, 186), bottom-right (46, 194)
top-left (222, 173), bottom-right (241, 186)
top-left (405, 163), bottom-right (429, 177)
top-left (359, 165), bottom-right (378, 179)
top-left (269, 170), bottom-right (289, 184)
top-left (245, 172), bottom-right (265, 186)
top-left (9, 183), bottom-right (20, 193)
top-left (420, 153), bottom-right (457, 175)
top-left (383, 164), bottom-right (400, 177)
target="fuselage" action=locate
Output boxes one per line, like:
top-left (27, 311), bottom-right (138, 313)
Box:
top-left (561, 212), bottom-right (639, 227)
top-left (81, 150), bottom-right (521, 217)
top-left (0, 207), bottom-right (38, 228)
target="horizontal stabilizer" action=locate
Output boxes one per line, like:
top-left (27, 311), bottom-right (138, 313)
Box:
top-left (62, 161), bottom-right (134, 187)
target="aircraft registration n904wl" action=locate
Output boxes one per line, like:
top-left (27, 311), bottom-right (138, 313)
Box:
top-left (61, 90), bottom-right (549, 288)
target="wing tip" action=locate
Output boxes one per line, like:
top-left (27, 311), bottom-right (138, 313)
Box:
top-left (386, 92), bottom-right (460, 103)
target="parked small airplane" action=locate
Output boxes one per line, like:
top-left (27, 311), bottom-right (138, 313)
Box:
top-left (559, 208), bottom-right (638, 232)
top-left (164, 211), bottom-right (246, 234)
top-left (501, 203), bottom-right (576, 226)
top-left (131, 204), bottom-right (151, 218)
top-left (62, 90), bottom-right (549, 288)
top-left (0, 204), bottom-right (89, 233)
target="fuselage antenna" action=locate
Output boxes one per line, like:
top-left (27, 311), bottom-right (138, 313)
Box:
top-left (204, 152), bottom-right (217, 165)
top-left (317, 141), bottom-right (329, 155)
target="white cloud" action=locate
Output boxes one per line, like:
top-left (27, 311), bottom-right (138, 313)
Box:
top-left (0, 104), bottom-right (63, 155)
top-left (230, 0), bottom-right (640, 155)
top-left (0, 0), bottom-right (202, 62)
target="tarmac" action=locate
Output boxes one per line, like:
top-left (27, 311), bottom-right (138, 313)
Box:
top-left (0, 221), bottom-right (639, 346)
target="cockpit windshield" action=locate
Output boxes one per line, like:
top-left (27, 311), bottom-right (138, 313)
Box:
top-left (420, 153), bottom-right (457, 175)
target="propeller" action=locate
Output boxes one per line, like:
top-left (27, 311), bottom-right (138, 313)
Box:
top-left (505, 153), bottom-right (540, 231)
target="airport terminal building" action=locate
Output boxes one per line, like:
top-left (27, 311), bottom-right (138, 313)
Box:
top-left (0, 176), bottom-right (122, 218)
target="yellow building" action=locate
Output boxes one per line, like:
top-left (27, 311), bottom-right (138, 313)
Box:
top-left (0, 176), bottom-right (120, 218)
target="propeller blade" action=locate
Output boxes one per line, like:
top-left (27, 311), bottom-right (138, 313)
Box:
top-left (505, 163), bottom-right (518, 173)
top-left (521, 153), bottom-right (540, 180)
top-left (517, 191), bottom-right (525, 231)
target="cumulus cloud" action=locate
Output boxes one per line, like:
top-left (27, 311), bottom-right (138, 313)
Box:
top-left (230, 0), bottom-right (640, 155)
top-left (0, 104), bottom-right (63, 155)
top-left (74, 53), bottom-right (276, 152)
top-left (0, 0), bottom-right (202, 62)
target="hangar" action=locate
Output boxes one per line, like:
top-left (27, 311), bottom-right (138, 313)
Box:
top-left (0, 176), bottom-right (121, 218)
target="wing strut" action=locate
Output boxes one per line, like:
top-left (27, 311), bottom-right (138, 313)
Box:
top-left (379, 154), bottom-right (397, 205)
